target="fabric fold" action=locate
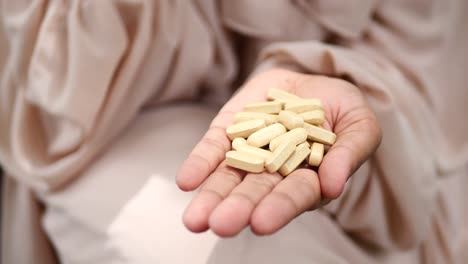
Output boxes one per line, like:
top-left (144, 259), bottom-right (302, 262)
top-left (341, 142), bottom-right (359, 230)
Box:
top-left (0, 0), bottom-right (236, 191)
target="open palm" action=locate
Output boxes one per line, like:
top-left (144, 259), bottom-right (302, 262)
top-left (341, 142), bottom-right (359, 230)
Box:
top-left (176, 69), bottom-right (382, 236)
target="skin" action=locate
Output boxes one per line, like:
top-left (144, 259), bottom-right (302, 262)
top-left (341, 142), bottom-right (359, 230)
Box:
top-left (176, 69), bottom-right (382, 237)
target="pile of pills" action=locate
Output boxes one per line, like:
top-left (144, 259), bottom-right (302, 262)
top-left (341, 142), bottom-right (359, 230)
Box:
top-left (224, 88), bottom-right (336, 176)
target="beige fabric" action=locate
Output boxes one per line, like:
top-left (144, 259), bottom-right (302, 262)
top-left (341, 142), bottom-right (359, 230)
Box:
top-left (1, 0), bottom-right (468, 263)
top-left (1, 176), bottom-right (57, 264)
top-left (107, 176), bottom-right (219, 264)
top-left (0, 0), bottom-right (234, 190)
top-left (41, 104), bottom-right (218, 264)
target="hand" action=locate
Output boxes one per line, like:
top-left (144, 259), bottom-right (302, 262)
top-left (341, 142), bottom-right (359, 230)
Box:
top-left (176, 69), bottom-right (382, 236)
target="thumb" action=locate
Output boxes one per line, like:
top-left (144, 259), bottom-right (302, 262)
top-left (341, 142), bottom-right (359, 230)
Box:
top-left (318, 112), bottom-right (382, 199)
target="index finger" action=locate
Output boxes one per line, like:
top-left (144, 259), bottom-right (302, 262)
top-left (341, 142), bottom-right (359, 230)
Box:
top-left (176, 111), bottom-right (233, 191)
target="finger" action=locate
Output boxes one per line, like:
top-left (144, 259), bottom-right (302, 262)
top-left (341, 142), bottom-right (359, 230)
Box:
top-left (319, 113), bottom-right (382, 199)
top-left (208, 172), bottom-right (283, 237)
top-left (250, 168), bottom-right (321, 235)
top-left (182, 163), bottom-right (245, 232)
top-left (176, 113), bottom-right (232, 191)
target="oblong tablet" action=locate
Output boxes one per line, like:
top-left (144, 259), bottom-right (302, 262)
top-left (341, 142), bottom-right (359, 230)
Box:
top-left (284, 99), bottom-right (323, 113)
top-left (278, 110), bottom-right (304, 130)
top-left (226, 119), bottom-right (266, 140)
top-left (234, 112), bottom-right (279, 125)
top-left (308, 142), bottom-right (324, 167)
top-left (225, 151), bottom-right (264, 173)
top-left (279, 142), bottom-right (311, 176)
top-left (265, 141), bottom-right (296, 173)
top-left (247, 123), bottom-right (287, 147)
top-left (269, 127), bottom-right (307, 151)
top-left (244, 101), bottom-right (283, 114)
top-left (303, 123), bottom-right (336, 145)
top-left (267, 88), bottom-right (300, 101)
top-left (299, 109), bottom-right (325, 125)
top-left (232, 137), bottom-right (248, 150)
top-left (236, 145), bottom-right (272, 160)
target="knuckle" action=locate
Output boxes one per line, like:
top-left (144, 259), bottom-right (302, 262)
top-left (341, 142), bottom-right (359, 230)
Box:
top-left (290, 173), bottom-right (322, 207)
top-left (295, 173), bottom-right (321, 195)
top-left (229, 192), bottom-right (256, 207)
top-left (216, 166), bottom-right (244, 185)
top-left (295, 172), bottom-right (318, 187)
top-left (247, 174), bottom-right (282, 191)
top-left (190, 153), bottom-right (213, 172)
top-left (200, 188), bottom-right (225, 200)
top-left (272, 191), bottom-right (300, 215)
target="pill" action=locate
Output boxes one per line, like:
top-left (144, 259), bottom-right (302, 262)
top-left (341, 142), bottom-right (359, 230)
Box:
top-left (244, 101), bottom-right (283, 114)
top-left (269, 127), bottom-right (307, 151)
top-left (278, 110), bottom-right (304, 130)
top-left (279, 142), bottom-right (311, 176)
top-left (236, 145), bottom-right (272, 160)
top-left (265, 141), bottom-right (296, 173)
top-left (225, 151), bottom-right (265, 173)
top-left (284, 99), bottom-right (323, 113)
top-left (226, 119), bottom-right (266, 140)
top-left (309, 142), bottom-right (324, 167)
top-left (303, 123), bottom-right (336, 145)
top-left (299, 109), bottom-right (325, 125)
top-left (234, 112), bottom-right (279, 125)
top-left (247, 123), bottom-right (287, 147)
top-left (232, 137), bottom-right (248, 150)
top-left (267, 88), bottom-right (300, 101)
